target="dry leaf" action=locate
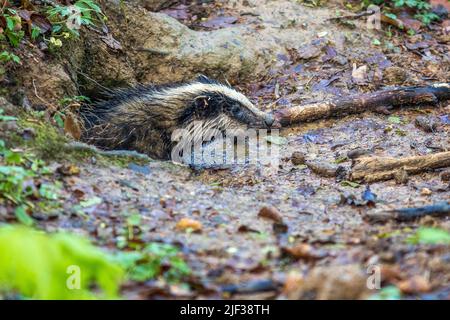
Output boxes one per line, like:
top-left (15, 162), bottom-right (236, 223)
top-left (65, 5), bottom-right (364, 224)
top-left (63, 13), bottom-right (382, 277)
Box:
top-left (64, 113), bottom-right (82, 140)
top-left (176, 218), bottom-right (202, 232)
top-left (258, 206), bottom-right (283, 223)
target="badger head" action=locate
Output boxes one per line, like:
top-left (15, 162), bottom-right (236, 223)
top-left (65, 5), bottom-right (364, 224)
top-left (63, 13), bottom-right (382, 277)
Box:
top-left (171, 75), bottom-right (275, 130)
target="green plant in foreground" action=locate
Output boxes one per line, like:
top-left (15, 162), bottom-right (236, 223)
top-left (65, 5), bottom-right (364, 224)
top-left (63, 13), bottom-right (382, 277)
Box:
top-left (0, 110), bottom-right (62, 224)
top-left (0, 8), bottom-right (25, 47)
top-left (0, 50), bottom-right (20, 64)
top-left (114, 242), bottom-right (191, 283)
top-left (362, 0), bottom-right (440, 26)
top-left (0, 225), bottom-right (123, 299)
top-left (369, 285), bottom-right (402, 300)
top-left (47, 0), bottom-right (106, 37)
top-left (407, 227), bottom-right (450, 245)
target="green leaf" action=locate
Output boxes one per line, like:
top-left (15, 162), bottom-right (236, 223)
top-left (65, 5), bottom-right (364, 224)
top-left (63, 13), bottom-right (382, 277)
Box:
top-left (6, 17), bottom-right (15, 31)
top-left (384, 13), bottom-right (397, 20)
top-left (79, 196), bottom-right (102, 208)
top-left (340, 180), bottom-right (360, 188)
top-left (31, 27), bottom-right (41, 40)
top-left (14, 206), bottom-right (34, 226)
top-left (39, 184), bottom-right (59, 200)
top-left (53, 113), bottom-right (64, 128)
top-left (0, 225), bottom-right (123, 299)
top-left (407, 227), bottom-right (450, 245)
top-left (126, 213), bottom-right (141, 227)
top-left (369, 286), bottom-right (402, 300)
top-left (11, 54), bottom-right (20, 64)
top-left (388, 116), bottom-right (401, 124)
top-left (5, 151), bottom-right (22, 165)
top-left (372, 39), bottom-right (381, 46)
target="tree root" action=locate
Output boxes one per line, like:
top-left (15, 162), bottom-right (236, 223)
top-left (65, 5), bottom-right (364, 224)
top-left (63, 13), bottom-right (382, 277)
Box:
top-left (274, 83), bottom-right (450, 126)
top-left (65, 142), bottom-right (152, 162)
top-left (350, 151), bottom-right (450, 183)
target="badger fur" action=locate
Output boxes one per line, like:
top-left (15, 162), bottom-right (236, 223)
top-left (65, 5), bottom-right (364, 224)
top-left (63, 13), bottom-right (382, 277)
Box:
top-left (80, 76), bottom-right (275, 160)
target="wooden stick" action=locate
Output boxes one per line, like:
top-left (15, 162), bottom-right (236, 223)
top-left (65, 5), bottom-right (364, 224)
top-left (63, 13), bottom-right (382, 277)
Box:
top-left (274, 83), bottom-right (450, 126)
top-left (393, 202), bottom-right (450, 221)
top-left (365, 202), bottom-right (450, 223)
top-left (350, 151), bottom-right (450, 183)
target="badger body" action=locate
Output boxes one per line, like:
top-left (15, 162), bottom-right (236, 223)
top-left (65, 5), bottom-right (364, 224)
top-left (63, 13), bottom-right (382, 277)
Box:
top-left (80, 76), bottom-right (274, 160)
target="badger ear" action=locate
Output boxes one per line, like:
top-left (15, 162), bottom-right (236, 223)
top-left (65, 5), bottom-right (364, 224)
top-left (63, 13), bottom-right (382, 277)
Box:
top-left (196, 75), bottom-right (214, 84)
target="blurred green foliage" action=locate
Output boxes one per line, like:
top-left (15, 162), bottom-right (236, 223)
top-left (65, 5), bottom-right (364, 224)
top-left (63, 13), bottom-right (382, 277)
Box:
top-left (407, 227), bottom-right (450, 245)
top-left (0, 225), bottom-right (123, 299)
top-left (114, 242), bottom-right (191, 283)
top-left (362, 0), bottom-right (440, 25)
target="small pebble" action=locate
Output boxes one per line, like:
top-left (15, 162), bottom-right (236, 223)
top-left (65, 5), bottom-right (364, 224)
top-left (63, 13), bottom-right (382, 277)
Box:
top-left (291, 151), bottom-right (306, 165)
top-left (439, 170), bottom-right (450, 182)
top-left (347, 148), bottom-right (372, 159)
top-left (415, 116), bottom-right (438, 132)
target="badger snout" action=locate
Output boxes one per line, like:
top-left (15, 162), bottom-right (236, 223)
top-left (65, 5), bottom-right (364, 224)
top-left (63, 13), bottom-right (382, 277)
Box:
top-left (264, 114), bottom-right (275, 127)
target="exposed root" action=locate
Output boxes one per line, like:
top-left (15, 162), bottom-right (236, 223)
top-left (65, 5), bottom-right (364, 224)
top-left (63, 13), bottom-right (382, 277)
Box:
top-left (65, 141), bottom-right (152, 162)
top-left (350, 151), bottom-right (450, 183)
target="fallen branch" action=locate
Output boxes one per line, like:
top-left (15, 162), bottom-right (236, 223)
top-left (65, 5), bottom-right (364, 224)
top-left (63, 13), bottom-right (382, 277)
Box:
top-left (328, 9), bottom-right (376, 22)
top-left (350, 151), bottom-right (450, 183)
top-left (393, 202), bottom-right (450, 221)
top-left (365, 202), bottom-right (450, 222)
top-left (274, 83), bottom-right (450, 126)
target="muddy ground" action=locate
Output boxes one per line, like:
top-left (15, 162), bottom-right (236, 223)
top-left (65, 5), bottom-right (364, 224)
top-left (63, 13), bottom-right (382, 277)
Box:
top-left (1, 0), bottom-right (450, 299)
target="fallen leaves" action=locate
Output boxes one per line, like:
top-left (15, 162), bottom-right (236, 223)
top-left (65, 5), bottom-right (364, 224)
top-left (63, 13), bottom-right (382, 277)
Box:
top-left (57, 164), bottom-right (80, 176)
top-left (64, 113), bottom-right (82, 140)
top-left (282, 243), bottom-right (327, 261)
top-left (176, 218), bottom-right (202, 232)
top-left (17, 9), bottom-right (52, 35)
top-left (258, 206), bottom-right (283, 223)
top-left (199, 16), bottom-right (238, 29)
top-left (397, 275), bottom-right (431, 294)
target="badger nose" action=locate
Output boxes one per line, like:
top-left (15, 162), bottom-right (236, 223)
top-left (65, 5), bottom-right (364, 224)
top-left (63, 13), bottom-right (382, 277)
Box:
top-left (264, 115), bottom-right (275, 127)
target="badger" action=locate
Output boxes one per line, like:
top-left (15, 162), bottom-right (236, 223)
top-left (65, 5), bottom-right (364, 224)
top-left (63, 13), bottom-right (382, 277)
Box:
top-left (80, 76), bottom-right (275, 161)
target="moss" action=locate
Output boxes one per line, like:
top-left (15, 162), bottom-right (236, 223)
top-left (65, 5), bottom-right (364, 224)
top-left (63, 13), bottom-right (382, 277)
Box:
top-left (15, 111), bottom-right (150, 167)
top-left (17, 112), bottom-right (68, 160)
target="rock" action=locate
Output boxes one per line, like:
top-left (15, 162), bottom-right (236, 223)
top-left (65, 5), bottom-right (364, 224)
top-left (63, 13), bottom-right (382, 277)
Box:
top-left (258, 206), bottom-right (283, 223)
top-left (287, 265), bottom-right (369, 299)
top-left (102, 2), bottom-right (271, 84)
top-left (383, 66), bottom-right (408, 85)
top-left (352, 64), bottom-right (368, 84)
top-left (291, 151), bottom-right (306, 165)
top-left (347, 148), bottom-right (372, 159)
top-left (295, 43), bottom-right (323, 60)
top-left (306, 160), bottom-right (339, 177)
top-left (440, 170), bottom-right (450, 182)
top-left (415, 116), bottom-right (438, 132)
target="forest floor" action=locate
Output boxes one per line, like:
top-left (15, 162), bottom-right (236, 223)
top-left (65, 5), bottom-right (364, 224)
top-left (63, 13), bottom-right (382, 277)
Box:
top-left (0, 0), bottom-right (449, 299)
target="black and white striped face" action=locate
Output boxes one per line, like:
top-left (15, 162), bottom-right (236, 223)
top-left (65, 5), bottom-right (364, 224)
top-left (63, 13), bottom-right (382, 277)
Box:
top-left (164, 76), bottom-right (275, 129)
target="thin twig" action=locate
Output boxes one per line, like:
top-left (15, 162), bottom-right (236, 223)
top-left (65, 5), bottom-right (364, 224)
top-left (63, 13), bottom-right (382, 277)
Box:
top-left (328, 10), bottom-right (376, 22)
top-left (32, 79), bottom-right (50, 105)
